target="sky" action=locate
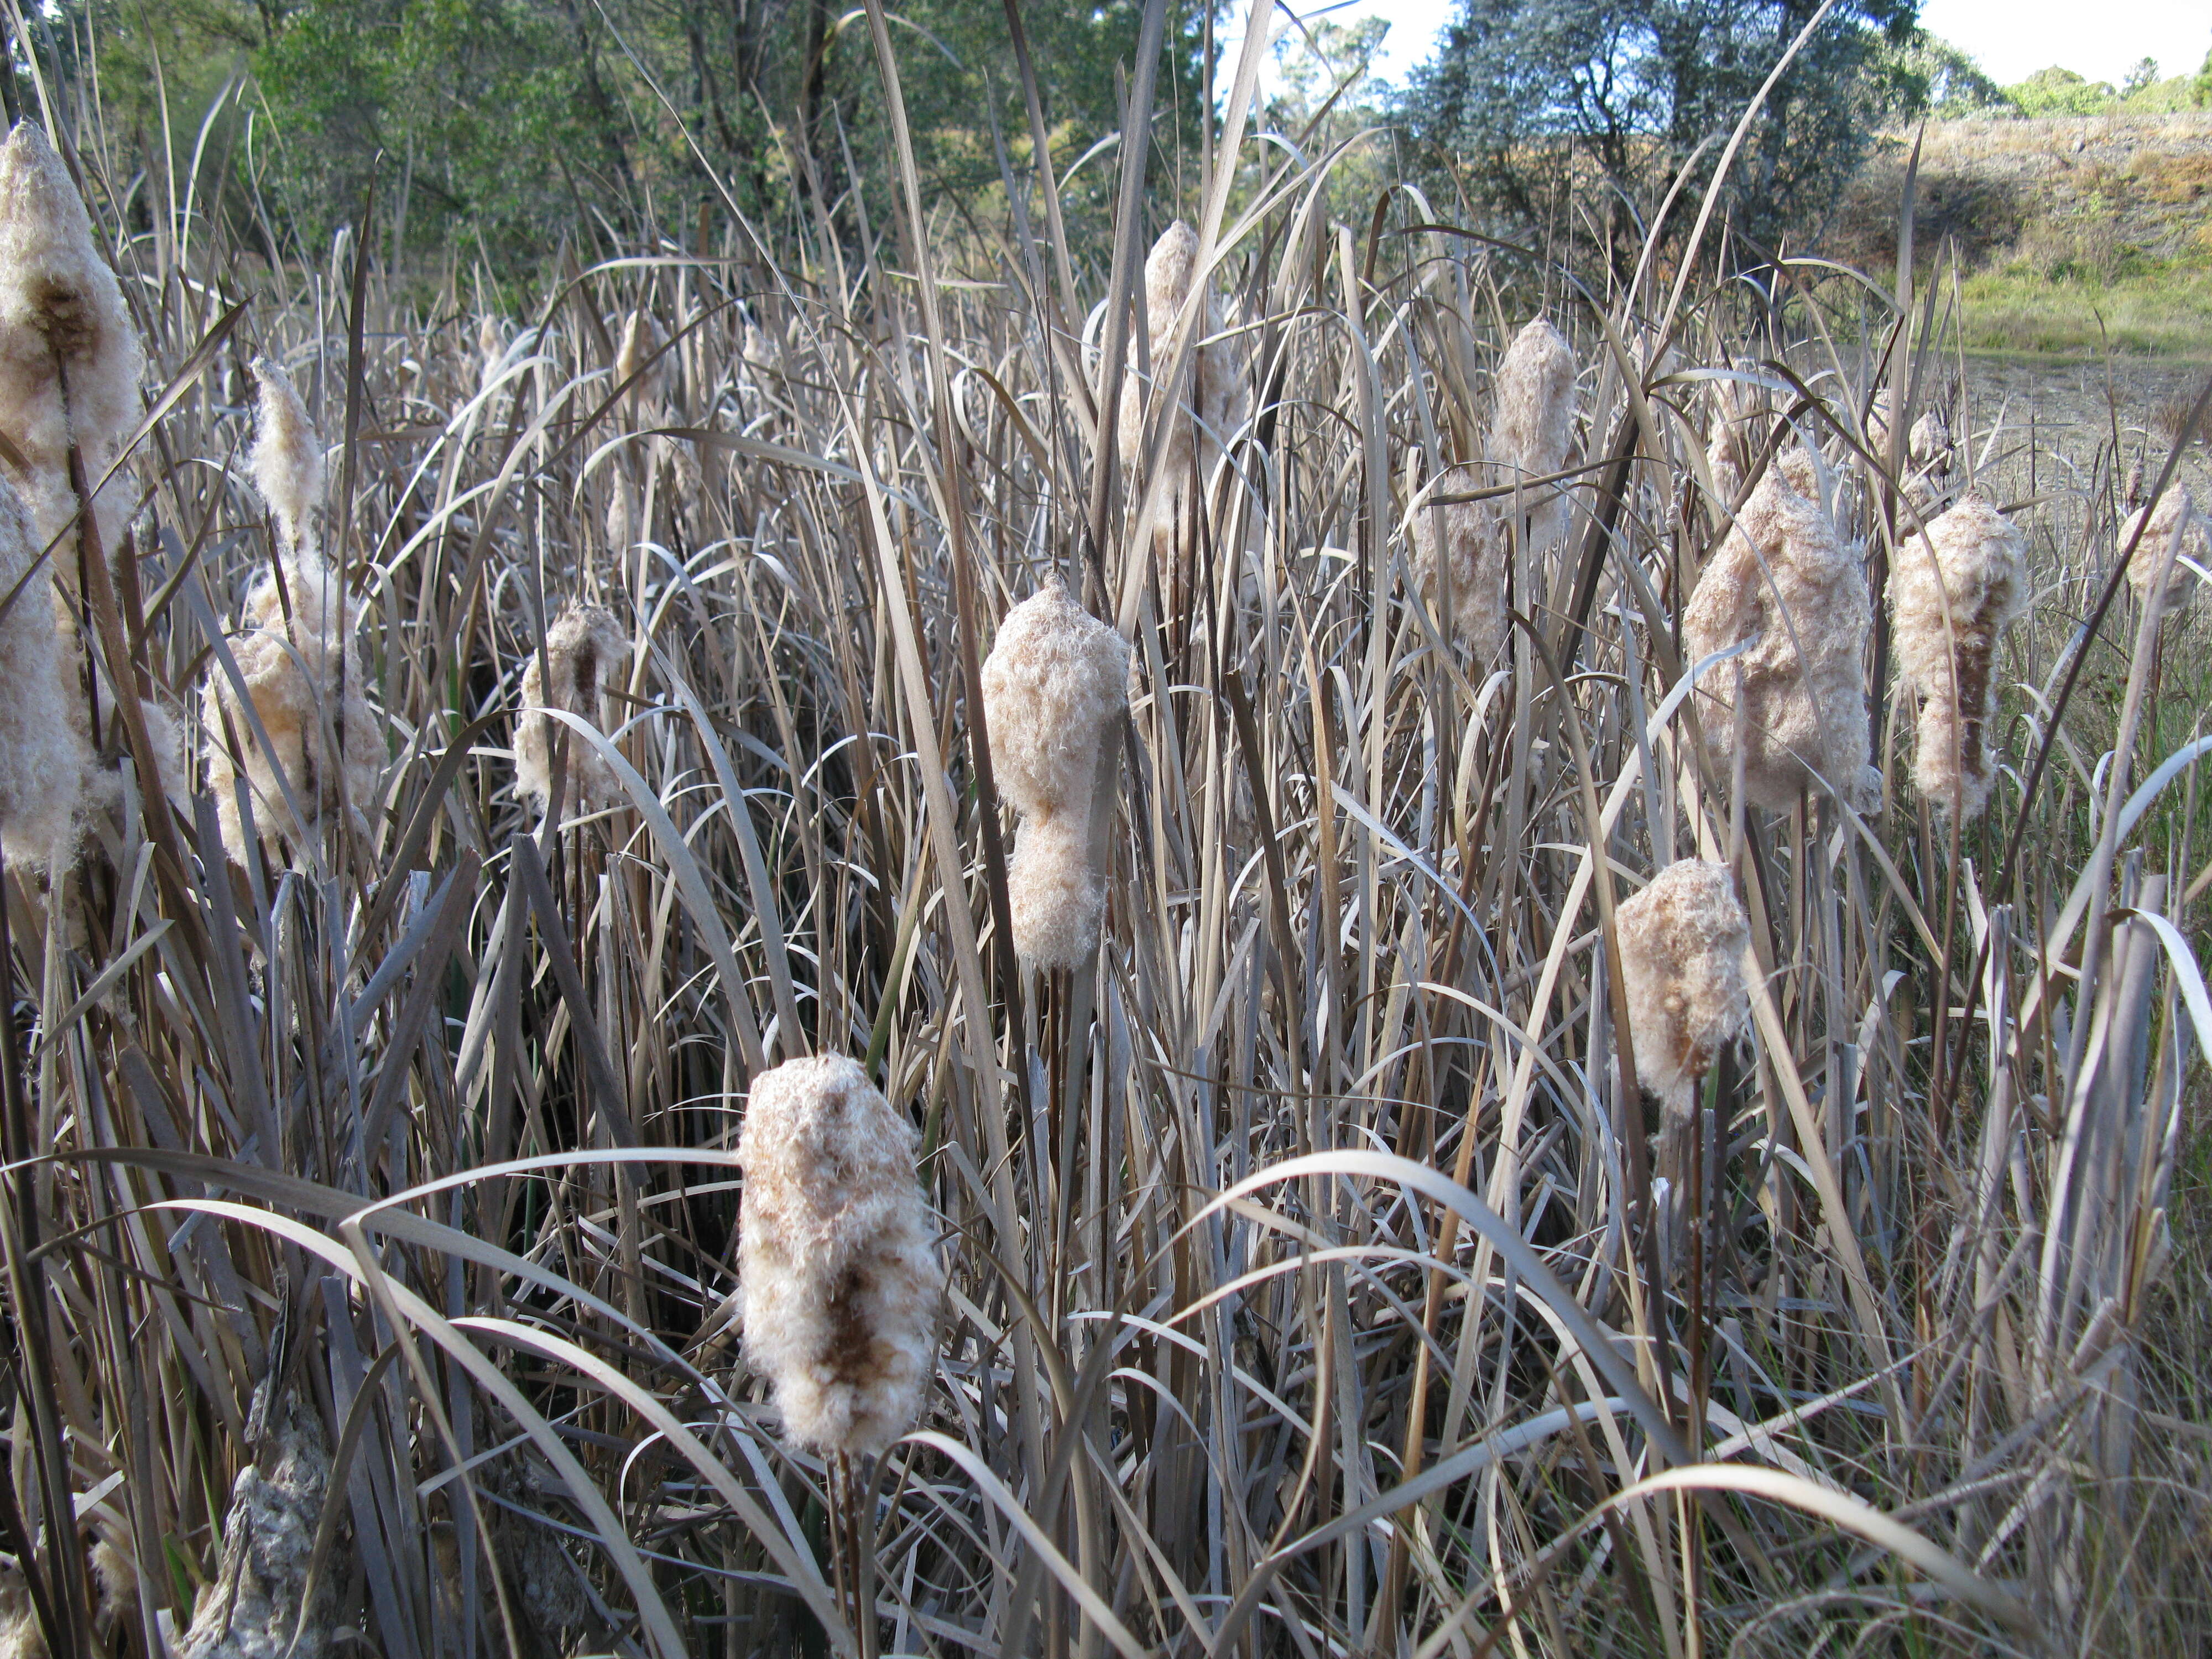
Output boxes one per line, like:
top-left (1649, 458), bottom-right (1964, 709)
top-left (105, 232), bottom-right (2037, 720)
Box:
top-left (1237, 0), bottom-right (2211, 95)
top-left (1917, 0), bottom-right (2210, 87)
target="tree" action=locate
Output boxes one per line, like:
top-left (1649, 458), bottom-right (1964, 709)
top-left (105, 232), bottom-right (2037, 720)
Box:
top-left (61, 0), bottom-right (1217, 275)
top-left (2006, 66), bottom-right (2117, 117)
top-left (1870, 31), bottom-right (2012, 119)
top-left (1399, 0), bottom-right (1921, 273)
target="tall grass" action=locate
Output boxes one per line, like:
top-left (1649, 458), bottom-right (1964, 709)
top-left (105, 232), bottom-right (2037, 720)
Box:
top-left (2, 7), bottom-right (2210, 1657)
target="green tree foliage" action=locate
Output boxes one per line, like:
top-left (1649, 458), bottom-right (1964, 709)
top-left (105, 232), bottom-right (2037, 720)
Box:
top-left (1398, 0), bottom-right (1921, 271)
top-left (1870, 30), bottom-right (2012, 118)
top-left (2007, 66), bottom-right (2119, 117)
top-left (60, 0), bottom-right (1214, 273)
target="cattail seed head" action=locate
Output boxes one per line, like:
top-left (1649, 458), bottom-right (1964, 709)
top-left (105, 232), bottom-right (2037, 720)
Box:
top-left (202, 554), bottom-right (381, 867)
top-left (248, 357), bottom-right (324, 559)
top-left (1488, 317), bottom-right (1576, 554)
top-left (1616, 860), bottom-right (1751, 1121)
top-left (616, 308), bottom-right (670, 411)
top-left (1684, 467), bottom-right (1877, 813)
top-left (1489, 320), bottom-right (1574, 478)
top-left (735, 1055), bottom-right (945, 1458)
top-left (0, 475), bottom-right (91, 867)
top-left (222, 320), bottom-right (368, 872)
top-left (982, 582), bottom-right (1130, 820)
top-left (2121, 486), bottom-right (2208, 612)
top-left (1116, 222), bottom-right (1249, 583)
top-left (1006, 812), bottom-right (1103, 973)
top-left (1890, 495), bottom-right (2031, 822)
top-left (1410, 465), bottom-right (1507, 666)
top-left (981, 583), bottom-right (1129, 968)
top-left (516, 601), bottom-right (628, 816)
top-left (0, 120), bottom-right (145, 583)
top-left (477, 315), bottom-right (507, 392)
top-left (176, 1392), bottom-right (336, 1659)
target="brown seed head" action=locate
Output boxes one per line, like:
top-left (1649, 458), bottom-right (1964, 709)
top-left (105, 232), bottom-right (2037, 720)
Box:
top-left (1890, 494), bottom-right (2031, 822)
top-left (248, 356), bottom-right (325, 559)
top-left (735, 1056), bottom-right (945, 1458)
top-left (516, 601), bottom-right (628, 816)
top-left (1616, 860), bottom-right (1752, 1121)
top-left (1684, 469), bottom-right (1877, 813)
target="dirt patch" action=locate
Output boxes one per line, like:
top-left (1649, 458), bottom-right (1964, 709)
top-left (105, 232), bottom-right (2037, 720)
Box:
top-left (1826, 113), bottom-right (2212, 273)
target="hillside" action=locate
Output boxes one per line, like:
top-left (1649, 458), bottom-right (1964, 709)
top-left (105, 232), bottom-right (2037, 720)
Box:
top-left (1828, 112), bottom-right (2212, 359)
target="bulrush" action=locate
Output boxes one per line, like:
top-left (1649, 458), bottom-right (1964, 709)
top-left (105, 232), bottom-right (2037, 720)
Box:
top-left (0, 119), bottom-right (161, 853)
top-left (0, 476), bottom-right (91, 867)
top-left (735, 1056), bottom-right (945, 1458)
top-left (1890, 495), bottom-right (2031, 822)
top-left (1409, 317), bottom-right (1575, 664)
top-left (476, 315), bottom-right (508, 393)
top-left (1488, 316), bottom-right (1577, 554)
top-left (515, 600), bottom-right (628, 817)
top-left (1410, 467), bottom-right (1507, 666)
top-left (247, 354), bottom-right (324, 557)
top-left (1865, 390), bottom-right (1956, 510)
top-left (0, 120), bottom-right (145, 582)
top-left (1616, 859), bottom-right (1751, 1123)
top-left (202, 359), bottom-right (380, 867)
top-left (176, 1392), bottom-right (335, 1659)
top-left (1118, 220), bottom-right (1250, 582)
top-left (615, 306), bottom-right (671, 411)
top-left (979, 582), bottom-right (1131, 969)
top-left (1705, 375), bottom-right (1756, 508)
top-left (2121, 484), bottom-right (2208, 613)
top-left (1683, 462), bottom-right (1877, 813)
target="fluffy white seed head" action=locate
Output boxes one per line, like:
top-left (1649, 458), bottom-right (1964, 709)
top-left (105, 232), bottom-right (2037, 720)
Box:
top-left (1684, 468), bottom-right (1877, 813)
top-left (1616, 860), bottom-right (1751, 1120)
top-left (477, 316), bottom-right (507, 392)
top-left (982, 583), bottom-right (1130, 822)
top-left (1487, 317), bottom-right (1576, 552)
top-left (1890, 495), bottom-right (2031, 822)
top-left (201, 555), bottom-right (382, 867)
top-left (617, 308), bottom-right (671, 411)
top-left (1006, 811), bottom-right (1104, 971)
top-left (176, 1393), bottom-right (335, 1659)
top-left (1116, 222), bottom-right (1249, 582)
top-left (735, 1056), bottom-right (945, 1458)
top-left (2121, 487), bottom-right (2208, 612)
top-left (0, 120), bottom-right (145, 585)
top-left (982, 583), bottom-right (1129, 967)
top-left (248, 356), bottom-right (324, 559)
top-left (515, 601), bottom-right (628, 816)
top-left (1410, 464), bottom-right (1507, 666)
top-left (0, 474), bottom-right (91, 868)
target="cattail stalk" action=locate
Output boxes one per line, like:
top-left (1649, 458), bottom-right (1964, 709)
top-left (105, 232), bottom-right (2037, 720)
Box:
top-left (1684, 461), bottom-right (1877, 813)
top-left (515, 601), bottom-right (628, 818)
top-left (979, 582), bottom-right (1131, 970)
top-left (1890, 495), bottom-right (2032, 822)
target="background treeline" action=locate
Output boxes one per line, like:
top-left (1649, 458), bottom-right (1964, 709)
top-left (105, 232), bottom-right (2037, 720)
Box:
top-left (34, 1), bottom-right (2212, 308)
top-left (56, 0), bottom-right (1215, 275)
top-left (33, 0), bottom-right (1966, 286)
